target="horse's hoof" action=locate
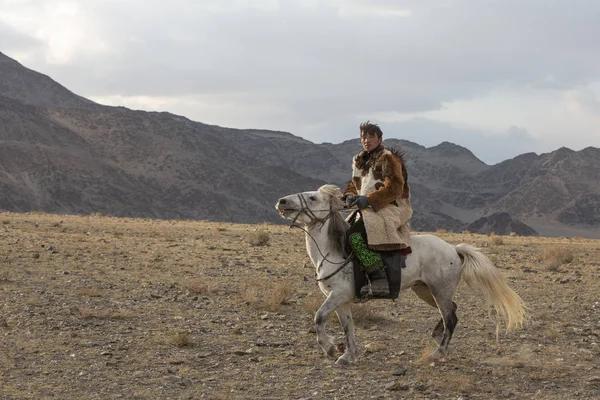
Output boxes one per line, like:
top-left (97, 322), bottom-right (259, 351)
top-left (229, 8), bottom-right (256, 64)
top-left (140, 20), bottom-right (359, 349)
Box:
top-left (335, 357), bottom-right (350, 366)
top-left (325, 345), bottom-right (337, 358)
top-left (427, 351), bottom-right (448, 363)
top-left (335, 354), bottom-right (355, 366)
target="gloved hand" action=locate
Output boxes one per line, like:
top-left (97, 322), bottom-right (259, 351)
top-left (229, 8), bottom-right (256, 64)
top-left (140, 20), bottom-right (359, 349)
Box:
top-left (346, 195), bottom-right (369, 210)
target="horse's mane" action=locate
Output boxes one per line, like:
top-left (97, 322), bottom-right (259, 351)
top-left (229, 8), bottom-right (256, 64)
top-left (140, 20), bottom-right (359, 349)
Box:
top-left (318, 184), bottom-right (349, 255)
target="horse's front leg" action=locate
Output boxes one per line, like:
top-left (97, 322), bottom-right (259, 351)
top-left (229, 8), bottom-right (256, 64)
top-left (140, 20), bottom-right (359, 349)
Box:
top-left (315, 292), bottom-right (348, 359)
top-left (335, 303), bottom-right (357, 365)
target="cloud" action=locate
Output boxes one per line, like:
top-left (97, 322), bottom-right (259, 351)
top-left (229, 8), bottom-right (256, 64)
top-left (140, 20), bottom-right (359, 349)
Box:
top-left (0, 21), bottom-right (43, 56)
top-left (2, 0), bottom-right (600, 162)
top-left (382, 118), bottom-right (541, 165)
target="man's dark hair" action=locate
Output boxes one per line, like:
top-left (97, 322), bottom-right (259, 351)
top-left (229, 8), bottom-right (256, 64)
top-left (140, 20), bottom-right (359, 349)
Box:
top-left (360, 121), bottom-right (383, 138)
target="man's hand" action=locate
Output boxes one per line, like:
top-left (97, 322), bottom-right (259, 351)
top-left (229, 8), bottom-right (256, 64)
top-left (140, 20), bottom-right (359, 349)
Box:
top-left (345, 195), bottom-right (369, 210)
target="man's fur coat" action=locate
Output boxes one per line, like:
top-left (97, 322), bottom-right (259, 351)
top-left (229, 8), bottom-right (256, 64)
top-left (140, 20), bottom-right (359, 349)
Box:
top-left (343, 145), bottom-right (412, 251)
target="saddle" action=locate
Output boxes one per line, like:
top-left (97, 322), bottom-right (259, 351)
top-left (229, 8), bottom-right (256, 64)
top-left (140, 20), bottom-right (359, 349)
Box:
top-left (347, 246), bottom-right (410, 301)
top-left (344, 209), bottom-right (411, 300)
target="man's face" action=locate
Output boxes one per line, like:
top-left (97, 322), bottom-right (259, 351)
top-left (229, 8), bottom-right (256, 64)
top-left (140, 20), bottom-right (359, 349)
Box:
top-left (361, 133), bottom-right (382, 152)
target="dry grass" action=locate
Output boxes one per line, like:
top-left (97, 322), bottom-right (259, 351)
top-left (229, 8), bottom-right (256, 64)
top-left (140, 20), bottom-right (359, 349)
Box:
top-left (490, 234), bottom-right (504, 245)
top-left (527, 370), bottom-right (571, 381)
top-left (301, 290), bottom-right (325, 315)
top-left (489, 254), bottom-right (500, 265)
top-left (168, 331), bottom-right (194, 348)
top-left (244, 281), bottom-right (294, 311)
top-left (349, 303), bottom-right (389, 326)
top-left (244, 230), bottom-right (270, 246)
top-left (3, 211), bottom-right (600, 399)
top-left (430, 373), bottom-right (476, 393)
top-left (77, 288), bottom-right (102, 297)
top-left (544, 327), bottom-right (561, 342)
top-left (265, 281), bottom-right (294, 310)
top-left (436, 228), bottom-right (448, 234)
top-left (77, 307), bottom-right (131, 320)
top-left (187, 278), bottom-right (211, 295)
top-left (542, 246), bottom-right (574, 270)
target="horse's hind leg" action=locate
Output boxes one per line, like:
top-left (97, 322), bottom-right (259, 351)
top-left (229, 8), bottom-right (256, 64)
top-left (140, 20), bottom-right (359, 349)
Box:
top-left (412, 282), bottom-right (458, 359)
top-left (315, 292), bottom-right (349, 359)
top-left (431, 302), bottom-right (457, 345)
top-left (411, 282), bottom-right (448, 344)
top-left (427, 285), bottom-right (459, 361)
top-left (334, 303), bottom-right (357, 365)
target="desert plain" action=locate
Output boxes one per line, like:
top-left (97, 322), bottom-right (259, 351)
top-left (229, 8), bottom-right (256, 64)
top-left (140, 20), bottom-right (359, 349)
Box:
top-left (1, 211), bottom-right (600, 399)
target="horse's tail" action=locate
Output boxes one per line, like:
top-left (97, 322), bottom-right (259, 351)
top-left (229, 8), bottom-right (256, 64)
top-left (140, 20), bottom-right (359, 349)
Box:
top-left (456, 243), bottom-right (527, 332)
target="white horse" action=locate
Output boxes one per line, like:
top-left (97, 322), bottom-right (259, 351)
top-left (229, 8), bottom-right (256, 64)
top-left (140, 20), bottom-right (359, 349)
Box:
top-left (275, 184), bottom-right (527, 365)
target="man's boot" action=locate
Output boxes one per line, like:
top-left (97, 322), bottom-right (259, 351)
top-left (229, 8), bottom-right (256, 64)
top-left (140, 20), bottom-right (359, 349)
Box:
top-left (360, 267), bottom-right (390, 298)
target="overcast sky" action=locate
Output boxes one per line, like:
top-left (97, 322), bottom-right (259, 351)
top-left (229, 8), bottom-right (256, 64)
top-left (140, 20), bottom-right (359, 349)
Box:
top-left (1, 0), bottom-right (599, 164)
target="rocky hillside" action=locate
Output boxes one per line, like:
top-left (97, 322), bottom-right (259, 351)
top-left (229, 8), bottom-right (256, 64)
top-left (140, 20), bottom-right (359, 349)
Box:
top-left (466, 213), bottom-right (539, 236)
top-left (0, 92), bottom-right (324, 223)
top-left (0, 51), bottom-right (598, 237)
top-left (0, 52), bottom-right (97, 109)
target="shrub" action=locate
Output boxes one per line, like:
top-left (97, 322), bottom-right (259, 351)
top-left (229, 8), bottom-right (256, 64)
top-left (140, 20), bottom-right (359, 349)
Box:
top-left (244, 230), bottom-right (270, 246)
top-left (490, 235), bottom-right (504, 245)
top-left (542, 247), bottom-right (574, 271)
top-left (243, 281), bottom-right (293, 311)
top-left (169, 332), bottom-right (194, 347)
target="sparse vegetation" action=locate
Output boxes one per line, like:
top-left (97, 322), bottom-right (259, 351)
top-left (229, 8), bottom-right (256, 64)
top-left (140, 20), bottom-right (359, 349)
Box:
top-left (169, 331), bottom-right (194, 347)
top-left (187, 278), bottom-right (210, 295)
top-left (265, 281), bottom-right (294, 310)
top-left (436, 228), bottom-right (448, 234)
top-left (302, 290), bottom-right (325, 315)
top-left (77, 307), bottom-right (131, 319)
top-left (2, 211), bottom-right (600, 399)
top-left (542, 246), bottom-right (574, 270)
top-left (77, 288), bottom-right (102, 297)
top-left (490, 234), bottom-right (504, 245)
top-left (244, 281), bottom-right (294, 311)
top-left (244, 230), bottom-right (270, 246)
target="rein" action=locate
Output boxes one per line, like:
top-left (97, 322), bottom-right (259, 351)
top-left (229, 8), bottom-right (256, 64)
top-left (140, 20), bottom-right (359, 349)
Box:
top-left (314, 254), bottom-right (353, 282)
top-left (288, 193), bottom-right (354, 281)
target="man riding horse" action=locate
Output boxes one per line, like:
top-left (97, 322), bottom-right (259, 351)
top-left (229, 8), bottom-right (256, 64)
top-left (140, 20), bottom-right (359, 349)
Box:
top-left (343, 121), bottom-right (412, 299)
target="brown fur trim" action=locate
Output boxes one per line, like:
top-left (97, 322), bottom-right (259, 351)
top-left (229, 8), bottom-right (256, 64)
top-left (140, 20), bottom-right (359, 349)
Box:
top-left (386, 147), bottom-right (410, 199)
top-left (353, 177), bottom-right (362, 192)
top-left (343, 179), bottom-right (358, 196)
top-left (368, 243), bottom-right (408, 251)
top-left (386, 146), bottom-right (406, 163)
top-left (366, 152), bottom-right (405, 211)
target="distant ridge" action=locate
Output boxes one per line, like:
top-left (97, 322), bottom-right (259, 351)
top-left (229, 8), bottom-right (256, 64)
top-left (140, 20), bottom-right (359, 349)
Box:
top-left (0, 51), bottom-right (599, 238)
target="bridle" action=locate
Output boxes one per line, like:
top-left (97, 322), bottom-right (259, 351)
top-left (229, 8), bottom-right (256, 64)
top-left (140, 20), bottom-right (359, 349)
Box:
top-left (286, 193), bottom-right (354, 281)
top-left (288, 193), bottom-right (332, 228)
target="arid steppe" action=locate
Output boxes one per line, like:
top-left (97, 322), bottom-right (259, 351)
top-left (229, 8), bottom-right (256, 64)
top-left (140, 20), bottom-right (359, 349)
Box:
top-left (1, 212), bottom-right (599, 399)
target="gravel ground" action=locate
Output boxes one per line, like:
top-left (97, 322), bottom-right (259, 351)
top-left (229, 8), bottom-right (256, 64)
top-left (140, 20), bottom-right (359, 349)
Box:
top-left (1, 212), bottom-right (599, 399)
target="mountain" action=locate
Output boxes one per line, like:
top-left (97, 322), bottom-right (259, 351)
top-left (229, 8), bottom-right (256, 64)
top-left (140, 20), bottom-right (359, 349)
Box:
top-left (474, 147), bottom-right (600, 234)
top-left (466, 213), bottom-right (538, 236)
top-left (0, 52), bottom-right (97, 109)
top-left (0, 51), bottom-right (598, 237)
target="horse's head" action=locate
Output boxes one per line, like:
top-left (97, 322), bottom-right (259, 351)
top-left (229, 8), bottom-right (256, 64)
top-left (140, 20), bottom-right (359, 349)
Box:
top-left (275, 184), bottom-right (345, 226)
